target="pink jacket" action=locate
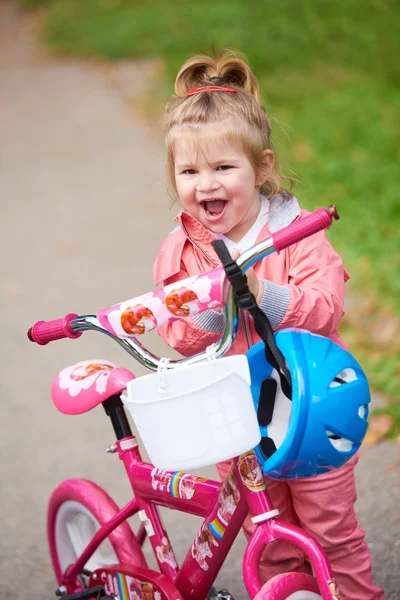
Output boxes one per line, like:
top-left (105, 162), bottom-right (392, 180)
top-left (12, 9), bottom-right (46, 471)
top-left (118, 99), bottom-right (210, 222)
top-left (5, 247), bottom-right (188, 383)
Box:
top-left (153, 203), bottom-right (349, 357)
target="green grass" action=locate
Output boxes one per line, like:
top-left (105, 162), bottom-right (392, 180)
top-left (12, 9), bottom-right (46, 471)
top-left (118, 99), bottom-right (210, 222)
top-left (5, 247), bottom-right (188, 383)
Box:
top-left (19, 0), bottom-right (400, 414)
top-left (18, 0), bottom-right (50, 6)
top-left (372, 402), bottom-right (400, 439)
top-left (19, 0), bottom-right (400, 85)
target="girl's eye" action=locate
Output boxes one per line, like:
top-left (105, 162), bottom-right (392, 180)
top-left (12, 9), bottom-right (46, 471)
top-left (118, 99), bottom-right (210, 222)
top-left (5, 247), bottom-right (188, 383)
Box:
top-left (182, 168), bottom-right (196, 175)
top-left (217, 165), bottom-right (233, 171)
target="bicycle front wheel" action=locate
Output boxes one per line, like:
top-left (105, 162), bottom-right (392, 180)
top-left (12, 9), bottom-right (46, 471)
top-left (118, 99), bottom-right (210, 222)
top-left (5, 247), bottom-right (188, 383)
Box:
top-left (255, 572), bottom-right (322, 600)
top-left (47, 479), bottom-right (147, 585)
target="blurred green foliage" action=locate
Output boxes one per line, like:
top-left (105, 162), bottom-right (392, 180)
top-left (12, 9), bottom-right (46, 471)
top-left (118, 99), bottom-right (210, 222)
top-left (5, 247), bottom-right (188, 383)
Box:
top-left (18, 0), bottom-right (50, 6)
top-left (19, 0), bottom-right (400, 85)
top-left (19, 0), bottom-right (400, 403)
top-left (372, 402), bottom-right (400, 438)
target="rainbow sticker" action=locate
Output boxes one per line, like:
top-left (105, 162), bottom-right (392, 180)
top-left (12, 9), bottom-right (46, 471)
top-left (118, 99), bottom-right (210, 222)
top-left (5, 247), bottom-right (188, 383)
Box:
top-left (209, 513), bottom-right (228, 540)
top-left (116, 572), bottom-right (129, 600)
top-left (169, 472), bottom-right (185, 497)
top-left (169, 472), bottom-right (196, 499)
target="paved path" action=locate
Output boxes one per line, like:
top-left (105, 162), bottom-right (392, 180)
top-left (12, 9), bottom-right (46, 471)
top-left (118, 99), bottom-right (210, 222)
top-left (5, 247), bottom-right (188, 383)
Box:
top-left (1, 3), bottom-right (399, 599)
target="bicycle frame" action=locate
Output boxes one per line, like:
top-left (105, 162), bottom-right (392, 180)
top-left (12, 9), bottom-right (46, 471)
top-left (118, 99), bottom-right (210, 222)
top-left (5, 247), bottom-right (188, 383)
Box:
top-left (60, 432), bottom-right (338, 600)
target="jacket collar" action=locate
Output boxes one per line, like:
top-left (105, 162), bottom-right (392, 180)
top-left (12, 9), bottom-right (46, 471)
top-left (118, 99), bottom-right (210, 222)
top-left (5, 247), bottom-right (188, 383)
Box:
top-left (175, 211), bottom-right (216, 245)
top-left (174, 194), bottom-right (301, 242)
top-left (267, 195), bottom-right (301, 233)
top-left (154, 195), bottom-right (301, 287)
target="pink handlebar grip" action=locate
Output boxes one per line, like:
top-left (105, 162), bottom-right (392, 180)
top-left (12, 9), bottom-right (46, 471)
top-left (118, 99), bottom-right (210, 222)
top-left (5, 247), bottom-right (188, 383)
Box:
top-left (271, 205), bottom-right (340, 253)
top-left (27, 313), bottom-right (82, 345)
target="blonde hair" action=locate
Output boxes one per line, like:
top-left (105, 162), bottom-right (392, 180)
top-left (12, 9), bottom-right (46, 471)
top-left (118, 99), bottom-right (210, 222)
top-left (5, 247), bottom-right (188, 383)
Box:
top-left (163, 49), bottom-right (294, 202)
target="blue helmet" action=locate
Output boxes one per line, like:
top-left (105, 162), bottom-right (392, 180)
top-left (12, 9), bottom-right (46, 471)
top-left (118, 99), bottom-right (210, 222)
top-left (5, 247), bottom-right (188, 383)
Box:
top-left (247, 329), bottom-right (370, 479)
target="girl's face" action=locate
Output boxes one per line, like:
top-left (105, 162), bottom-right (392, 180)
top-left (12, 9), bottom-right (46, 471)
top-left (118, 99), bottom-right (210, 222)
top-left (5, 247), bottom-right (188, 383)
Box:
top-left (173, 126), bottom-right (271, 243)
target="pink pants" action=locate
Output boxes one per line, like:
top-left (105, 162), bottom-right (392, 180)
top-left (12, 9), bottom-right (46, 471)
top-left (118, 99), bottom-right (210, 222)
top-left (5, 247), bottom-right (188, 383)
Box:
top-left (217, 455), bottom-right (384, 600)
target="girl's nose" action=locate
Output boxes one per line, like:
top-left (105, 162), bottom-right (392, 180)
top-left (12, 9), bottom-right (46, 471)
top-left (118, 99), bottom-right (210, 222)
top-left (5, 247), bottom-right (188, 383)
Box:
top-left (196, 171), bottom-right (220, 193)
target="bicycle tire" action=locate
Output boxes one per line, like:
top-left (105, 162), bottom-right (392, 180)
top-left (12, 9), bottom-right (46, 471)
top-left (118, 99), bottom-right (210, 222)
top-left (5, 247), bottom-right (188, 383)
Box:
top-left (254, 572), bottom-right (322, 600)
top-left (47, 479), bottom-right (147, 586)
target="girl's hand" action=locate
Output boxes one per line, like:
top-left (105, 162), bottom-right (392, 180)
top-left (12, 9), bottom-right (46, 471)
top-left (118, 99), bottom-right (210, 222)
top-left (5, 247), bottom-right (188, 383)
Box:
top-left (231, 249), bottom-right (264, 305)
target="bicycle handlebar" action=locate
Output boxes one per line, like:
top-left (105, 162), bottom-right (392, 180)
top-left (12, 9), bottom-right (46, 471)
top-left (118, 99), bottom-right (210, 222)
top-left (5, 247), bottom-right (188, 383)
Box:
top-left (271, 206), bottom-right (339, 253)
top-left (27, 206), bottom-right (339, 369)
top-left (27, 313), bottom-right (82, 345)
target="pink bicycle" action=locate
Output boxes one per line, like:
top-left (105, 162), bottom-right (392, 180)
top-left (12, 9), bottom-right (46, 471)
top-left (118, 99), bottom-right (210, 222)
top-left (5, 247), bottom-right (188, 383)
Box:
top-left (28, 207), bottom-right (370, 600)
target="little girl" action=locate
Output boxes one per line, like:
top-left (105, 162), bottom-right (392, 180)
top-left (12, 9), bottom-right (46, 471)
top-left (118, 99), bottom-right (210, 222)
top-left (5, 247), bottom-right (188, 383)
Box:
top-left (153, 49), bottom-right (383, 600)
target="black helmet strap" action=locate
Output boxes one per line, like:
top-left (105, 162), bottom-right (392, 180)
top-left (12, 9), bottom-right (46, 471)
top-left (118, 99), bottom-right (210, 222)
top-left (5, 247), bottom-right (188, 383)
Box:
top-left (212, 240), bottom-right (292, 399)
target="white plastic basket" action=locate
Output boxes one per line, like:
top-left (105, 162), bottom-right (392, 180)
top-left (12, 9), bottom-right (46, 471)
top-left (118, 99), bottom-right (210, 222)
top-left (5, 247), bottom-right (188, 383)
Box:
top-left (123, 354), bottom-right (261, 471)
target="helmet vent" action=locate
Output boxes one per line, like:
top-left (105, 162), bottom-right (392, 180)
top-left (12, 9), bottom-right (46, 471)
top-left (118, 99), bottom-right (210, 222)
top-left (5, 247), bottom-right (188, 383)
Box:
top-left (326, 429), bottom-right (353, 452)
top-left (358, 405), bottom-right (367, 419)
top-left (329, 368), bottom-right (357, 388)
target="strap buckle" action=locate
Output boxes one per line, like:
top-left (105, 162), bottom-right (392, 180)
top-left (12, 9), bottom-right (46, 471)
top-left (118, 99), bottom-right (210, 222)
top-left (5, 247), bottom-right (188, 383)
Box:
top-left (212, 240), bottom-right (256, 309)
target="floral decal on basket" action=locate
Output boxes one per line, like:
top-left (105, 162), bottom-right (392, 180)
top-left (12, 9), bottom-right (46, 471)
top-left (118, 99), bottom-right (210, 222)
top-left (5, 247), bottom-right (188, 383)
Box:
top-left (58, 360), bottom-right (115, 397)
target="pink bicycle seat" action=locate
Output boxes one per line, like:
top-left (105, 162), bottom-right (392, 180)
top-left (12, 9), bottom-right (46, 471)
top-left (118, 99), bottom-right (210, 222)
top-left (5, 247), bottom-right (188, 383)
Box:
top-left (51, 359), bottom-right (135, 415)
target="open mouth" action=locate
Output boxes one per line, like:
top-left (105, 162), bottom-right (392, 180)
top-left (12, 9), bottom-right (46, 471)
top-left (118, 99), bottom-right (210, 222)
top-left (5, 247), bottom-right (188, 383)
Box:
top-left (201, 199), bottom-right (228, 221)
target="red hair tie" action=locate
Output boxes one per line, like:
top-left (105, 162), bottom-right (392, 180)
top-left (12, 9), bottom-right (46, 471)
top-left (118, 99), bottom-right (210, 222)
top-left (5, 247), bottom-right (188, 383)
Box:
top-left (187, 86), bottom-right (236, 96)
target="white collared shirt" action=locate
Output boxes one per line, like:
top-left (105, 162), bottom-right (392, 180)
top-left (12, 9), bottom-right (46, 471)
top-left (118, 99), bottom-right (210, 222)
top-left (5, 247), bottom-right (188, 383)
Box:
top-left (214, 196), bottom-right (270, 253)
